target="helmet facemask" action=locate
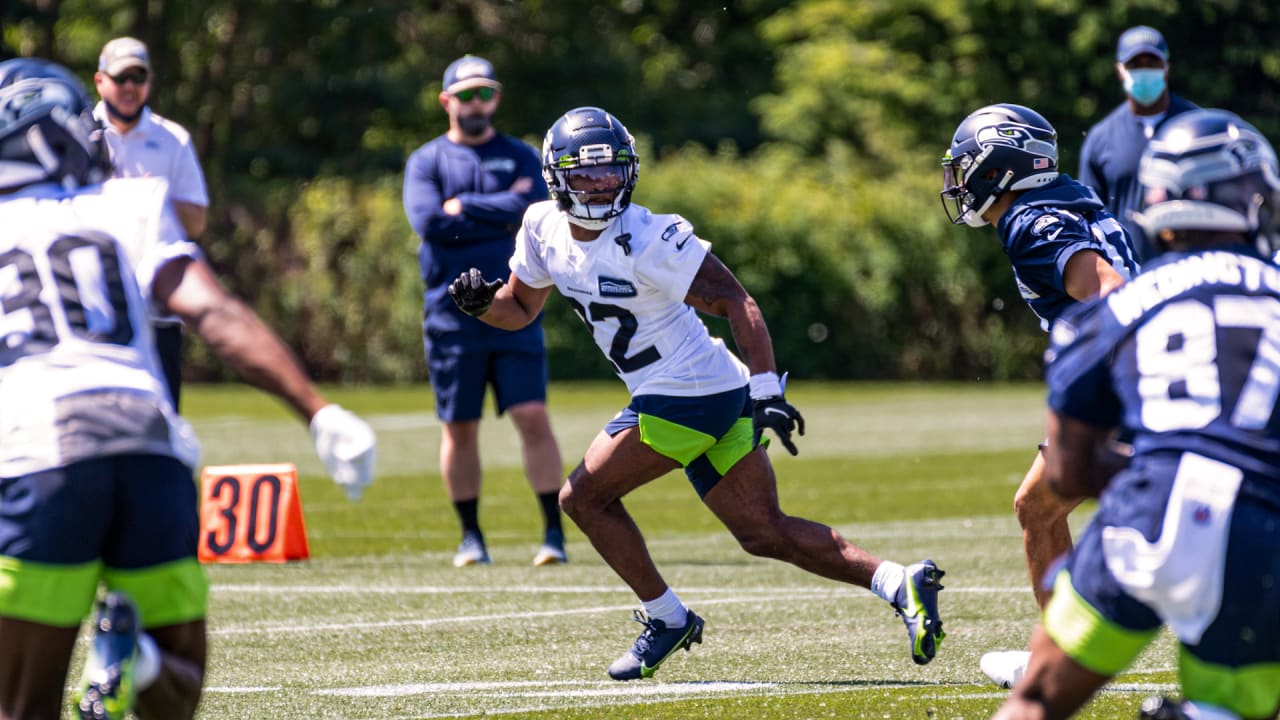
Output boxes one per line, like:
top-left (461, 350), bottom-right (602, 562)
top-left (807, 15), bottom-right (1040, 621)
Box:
top-left (542, 107), bottom-right (639, 231)
top-left (560, 161), bottom-right (635, 229)
top-left (941, 148), bottom-right (1016, 228)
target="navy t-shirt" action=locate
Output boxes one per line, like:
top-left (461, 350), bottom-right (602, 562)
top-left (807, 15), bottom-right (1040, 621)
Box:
top-left (403, 133), bottom-right (548, 348)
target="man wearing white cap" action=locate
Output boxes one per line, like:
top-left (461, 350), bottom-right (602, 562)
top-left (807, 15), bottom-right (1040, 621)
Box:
top-left (1078, 25), bottom-right (1198, 263)
top-left (94, 36), bottom-right (210, 410)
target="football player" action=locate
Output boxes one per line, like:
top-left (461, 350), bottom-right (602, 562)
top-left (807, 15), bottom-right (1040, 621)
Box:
top-left (940, 103), bottom-right (1140, 689)
top-left (0, 59), bottom-right (375, 720)
top-left (449, 106), bottom-right (946, 680)
top-left (991, 109), bottom-right (1280, 720)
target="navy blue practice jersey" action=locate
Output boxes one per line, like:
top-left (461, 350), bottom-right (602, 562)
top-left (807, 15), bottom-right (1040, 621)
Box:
top-left (997, 174), bottom-right (1140, 329)
top-left (1047, 246), bottom-right (1280, 480)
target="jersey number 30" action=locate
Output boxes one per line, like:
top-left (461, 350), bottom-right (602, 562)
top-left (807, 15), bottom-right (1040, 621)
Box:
top-left (0, 234), bottom-right (134, 364)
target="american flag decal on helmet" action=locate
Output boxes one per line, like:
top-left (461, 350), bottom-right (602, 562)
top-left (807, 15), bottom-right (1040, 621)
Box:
top-left (1033, 158), bottom-right (1050, 169)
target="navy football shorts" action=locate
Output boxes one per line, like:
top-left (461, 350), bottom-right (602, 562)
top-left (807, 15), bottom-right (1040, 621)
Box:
top-left (1044, 452), bottom-right (1280, 717)
top-left (0, 454), bottom-right (207, 628)
top-left (426, 342), bottom-right (549, 422)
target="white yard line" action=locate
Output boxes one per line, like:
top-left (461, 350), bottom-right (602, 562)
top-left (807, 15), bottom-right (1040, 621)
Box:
top-left (209, 582), bottom-right (1023, 595)
top-left (252, 678), bottom-right (1180, 720)
top-left (209, 592), bottom-right (836, 636)
top-left (208, 585), bottom-right (1029, 637)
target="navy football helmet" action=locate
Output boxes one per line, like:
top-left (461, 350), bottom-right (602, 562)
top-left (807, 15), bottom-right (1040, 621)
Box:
top-left (541, 107), bottom-right (639, 230)
top-left (1135, 108), bottom-right (1280, 257)
top-left (0, 57), bottom-right (110, 192)
top-left (941, 103), bottom-right (1059, 228)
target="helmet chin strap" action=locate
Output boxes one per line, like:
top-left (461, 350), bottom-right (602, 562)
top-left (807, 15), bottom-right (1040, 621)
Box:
top-left (566, 213), bottom-right (613, 231)
top-left (964, 170), bottom-right (1016, 228)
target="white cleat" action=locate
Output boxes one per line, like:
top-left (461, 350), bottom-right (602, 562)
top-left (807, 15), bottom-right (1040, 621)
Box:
top-left (981, 650), bottom-right (1030, 689)
top-left (532, 529), bottom-right (567, 566)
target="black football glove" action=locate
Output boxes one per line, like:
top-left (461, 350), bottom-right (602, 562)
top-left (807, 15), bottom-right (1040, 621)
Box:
top-left (448, 268), bottom-right (504, 317)
top-left (752, 395), bottom-right (805, 456)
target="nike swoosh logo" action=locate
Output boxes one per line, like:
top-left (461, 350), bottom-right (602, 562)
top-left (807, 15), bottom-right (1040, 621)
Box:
top-left (675, 236), bottom-right (691, 250)
top-left (1046, 227), bottom-right (1063, 242)
top-left (763, 407), bottom-right (790, 418)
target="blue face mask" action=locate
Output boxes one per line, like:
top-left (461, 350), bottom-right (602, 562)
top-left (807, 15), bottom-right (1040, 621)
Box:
top-left (1123, 68), bottom-right (1166, 106)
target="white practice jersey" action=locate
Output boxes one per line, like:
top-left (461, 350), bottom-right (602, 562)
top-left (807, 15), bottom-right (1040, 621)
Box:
top-left (0, 178), bottom-right (202, 476)
top-left (511, 201), bottom-right (748, 397)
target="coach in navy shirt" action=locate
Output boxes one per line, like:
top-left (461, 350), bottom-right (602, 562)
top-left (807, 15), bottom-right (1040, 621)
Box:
top-left (1079, 25), bottom-right (1197, 263)
top-left (402, 55), bottom-right (565, 569)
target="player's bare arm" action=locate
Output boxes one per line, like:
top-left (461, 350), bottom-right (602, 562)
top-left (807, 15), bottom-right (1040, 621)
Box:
top-left (1063, 250), bottom-right (1127, 301)
top-left (1043, 411), bottom-right (1118, 499)
top-left (684, 253), bottom-right (778, 374)
top-left (154, 256), bottom-right (327, 422)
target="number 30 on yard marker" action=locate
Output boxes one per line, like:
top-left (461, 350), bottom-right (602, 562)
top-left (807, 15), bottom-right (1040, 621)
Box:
top-left (198, 463), bottom-right (311, 563)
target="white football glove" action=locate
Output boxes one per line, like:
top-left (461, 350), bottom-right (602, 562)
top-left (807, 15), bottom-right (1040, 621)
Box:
top-left (309, 404), bottom-right (376, 501)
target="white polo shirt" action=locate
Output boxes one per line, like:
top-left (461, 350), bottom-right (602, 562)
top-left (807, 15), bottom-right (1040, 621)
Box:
top-left (93, 103), bottom-right (209, 209)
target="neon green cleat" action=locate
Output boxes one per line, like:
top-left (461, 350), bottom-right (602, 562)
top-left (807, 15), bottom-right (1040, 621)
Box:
top-left (892, 559), bottom-right (946, 665)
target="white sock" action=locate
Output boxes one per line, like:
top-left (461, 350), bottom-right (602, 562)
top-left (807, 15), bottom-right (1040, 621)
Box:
top-left (1185, 702), bottom-right (1241, 720)
top-left (134, 633), bottom-right (162, 691)
top-left (871, 561), bottom-right (906, 604)
top-left (641, 588), bottom-right (687, 629)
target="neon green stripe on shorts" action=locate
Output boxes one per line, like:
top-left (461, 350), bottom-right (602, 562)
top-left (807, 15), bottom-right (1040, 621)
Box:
top-left (1043, 569), bottom-right (1158, 676)
top-left (0, 555), bottom-right (101, 627)
top-left (104, 557), bottom-right (209, 627)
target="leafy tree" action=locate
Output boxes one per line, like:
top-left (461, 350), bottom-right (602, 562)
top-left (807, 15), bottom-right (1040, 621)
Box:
top-left (2, 0), bottom-right (1277, 381)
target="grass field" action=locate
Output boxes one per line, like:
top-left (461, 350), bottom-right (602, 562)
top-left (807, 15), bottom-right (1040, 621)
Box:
top-left (95, 383), bottom-right (1178, 718)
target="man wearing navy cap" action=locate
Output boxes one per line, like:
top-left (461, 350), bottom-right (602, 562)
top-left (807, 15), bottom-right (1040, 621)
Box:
top-left (1079, 25), bottom-right (1198, 263)
top-left (402, 55), bottom-right (566, 568)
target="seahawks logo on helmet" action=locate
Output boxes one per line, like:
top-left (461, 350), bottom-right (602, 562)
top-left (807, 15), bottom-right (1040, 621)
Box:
top-left (0, 58), bottom-right (111, 192)
top-left (976, 124), bottom-right (1057, 161)
top-left (940, 104), bottom-right (1061, 228)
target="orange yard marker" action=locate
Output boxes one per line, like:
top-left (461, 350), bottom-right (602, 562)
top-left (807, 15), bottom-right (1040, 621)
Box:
top-left (198, 463), bottom-right (310, 563)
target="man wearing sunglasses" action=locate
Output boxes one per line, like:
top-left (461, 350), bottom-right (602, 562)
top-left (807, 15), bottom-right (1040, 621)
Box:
top-left (93, 36), bottom-right (210, 411)
top-left (403, 54), bottom-right (566, 569)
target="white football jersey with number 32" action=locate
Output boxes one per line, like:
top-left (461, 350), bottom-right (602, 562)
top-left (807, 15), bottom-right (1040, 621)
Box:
top-left (511, 201), bottom-right (749, 397)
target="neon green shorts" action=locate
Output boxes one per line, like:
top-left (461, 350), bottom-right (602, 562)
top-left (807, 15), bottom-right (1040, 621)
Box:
top-left (604, 387), bottom-right (756, 497)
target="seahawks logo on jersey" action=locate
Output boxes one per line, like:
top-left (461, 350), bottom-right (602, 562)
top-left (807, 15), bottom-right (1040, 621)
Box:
top-left (661, 221), bottom-right (686, 242)
top-left (598, 276), bottom-right (637, 297)
top-left (1032, 213), bottom-right (1065, 241)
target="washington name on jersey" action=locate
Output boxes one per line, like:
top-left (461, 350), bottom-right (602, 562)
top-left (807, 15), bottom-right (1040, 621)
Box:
top-left (1047, 247), bottom-right (1280, 479)
top-left (511, 201), bottom-right (748, 397)
top-left (0, 178), bottom-right (202, 476)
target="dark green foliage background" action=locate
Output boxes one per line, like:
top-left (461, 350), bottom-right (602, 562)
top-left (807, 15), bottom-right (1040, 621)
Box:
top-left (4, 0), bottom-right (1276, 382)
